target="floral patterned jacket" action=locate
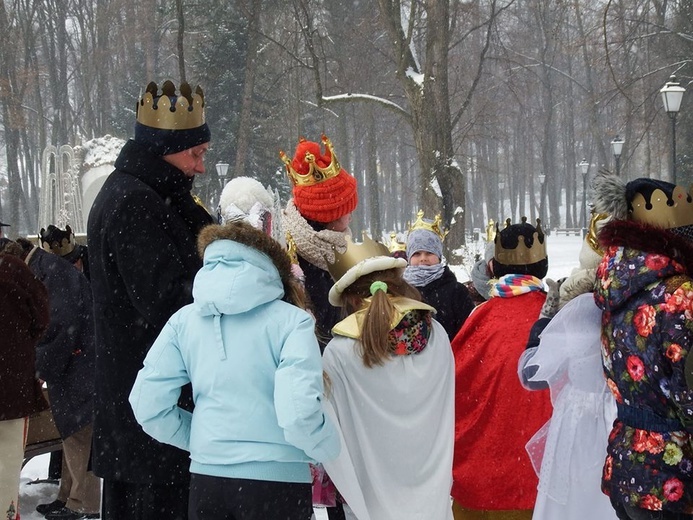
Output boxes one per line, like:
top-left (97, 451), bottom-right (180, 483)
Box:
top-left (595, 219), bottom-right (693, 514)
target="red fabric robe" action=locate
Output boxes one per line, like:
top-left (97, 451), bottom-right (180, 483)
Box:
top-left (451, 291), bottom-right (552, 510)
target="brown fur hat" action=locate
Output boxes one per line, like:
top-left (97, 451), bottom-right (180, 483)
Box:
top-left (197, 221), bottom-right (293, 289)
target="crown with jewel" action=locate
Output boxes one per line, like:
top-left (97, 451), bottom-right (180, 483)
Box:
top-left (592, 170), bottom-right (693, 230)
top-left (494, 217), bottom-right (547, 266)
top-left (279, 135), bottom-right (342, 187)
top-left (327, 232), bottom-right (391, 282)
top-left (629, 184), bottom-right (693, 228)
top-left (136, 80), bottom-right (205, 130)
top-left (408, 209), bottom-right (448, 241)
top-left (40, 224), bottom-right (75, 257)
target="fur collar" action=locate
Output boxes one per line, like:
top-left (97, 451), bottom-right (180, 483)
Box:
top-left (197, 221), bottom-right (293, 286)
top-left (599, 219), bottom-right (693, 274)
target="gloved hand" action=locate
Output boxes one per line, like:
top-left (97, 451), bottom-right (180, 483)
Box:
top-left (539, 278), bottom-right (564, 320)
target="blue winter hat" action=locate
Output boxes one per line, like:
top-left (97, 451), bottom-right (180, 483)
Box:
top-left (406, 228), bottom-right (443, 261)
top-left (134, 123), bottom-right (210, 156)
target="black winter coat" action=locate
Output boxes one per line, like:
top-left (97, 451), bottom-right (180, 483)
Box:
top-left (27, 248), bottom-right (95, 439)
top-left (418, 266), bottom-right (474, 341)
top-left (299, 256), bottom-right (342, 350)
top-left (87, 139), bottom-right (213, 484)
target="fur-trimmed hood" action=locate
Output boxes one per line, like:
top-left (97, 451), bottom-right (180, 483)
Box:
top-left (599, 219), bottom-right (693, 275)
top-left (595, 219), bottom-right (693, 312)
top-left (194, 222), bottom-right (293, 316)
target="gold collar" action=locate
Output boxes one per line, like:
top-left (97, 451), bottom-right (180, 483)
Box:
top-left (331, 296), bottom-right (436, 339)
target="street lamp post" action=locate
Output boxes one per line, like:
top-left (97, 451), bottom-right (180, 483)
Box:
top-left (611, 136), bottom-right (624, 176)
top-left (660, 75), bottom-right (686, 183)
top-left (579, 159), bottom-right (589, 237)
top-left (216, 162), bottom-right (230, 185)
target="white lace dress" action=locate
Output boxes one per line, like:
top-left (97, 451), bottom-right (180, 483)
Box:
top-left (521, 292), bottom-right (618, 520)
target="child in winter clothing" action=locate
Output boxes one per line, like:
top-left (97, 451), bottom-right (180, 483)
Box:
top-left (451, 218), bottom-right (553, 520)
top-left (322, 235), bottom-right (455, 520)
top-left (403, 211), bottom-right (474, 340)
top-left (130, 221), bottom-right (340, 520)
top-left (591, 173), bottom-right (693, 519)
top-left (518, 212), bottom-right (618, 520)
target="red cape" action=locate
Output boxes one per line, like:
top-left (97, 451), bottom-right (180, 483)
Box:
top-left (451, 291), bottom-right (552, 510)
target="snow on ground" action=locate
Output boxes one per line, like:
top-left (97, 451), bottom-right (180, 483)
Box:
top-left (19, 454), bottom-right (55, 520)
top-left (19, 233), bottom-right (585, 519)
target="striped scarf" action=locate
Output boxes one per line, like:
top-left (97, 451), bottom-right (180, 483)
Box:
top-left (489, 274), bottom-right (544, 298)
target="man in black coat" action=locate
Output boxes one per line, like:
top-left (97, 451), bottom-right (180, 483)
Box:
top-left (87, 80), bottom-right (213, 520)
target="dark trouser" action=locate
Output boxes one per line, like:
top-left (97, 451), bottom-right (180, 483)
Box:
top-left (48, 449), bottom-right (63, 479)
top-left (102, 478), bottom-right (189, 520)
top-left (325, 503), bottom-right (346, 520)
top-left (610, 494), bottom-right (693, 520)
top-left (188, 473), bottom-right (312, 520)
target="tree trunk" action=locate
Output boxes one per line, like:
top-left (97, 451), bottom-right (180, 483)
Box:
top-left (233, 0), bottom-right (262, 180)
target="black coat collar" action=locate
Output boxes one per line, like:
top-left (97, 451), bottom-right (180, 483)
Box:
top-left (115, 139), bottom-right (194, 200)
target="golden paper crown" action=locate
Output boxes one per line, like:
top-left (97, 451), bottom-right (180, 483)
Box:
top-left (40, 224), bottom-right (75, 257)
top-left (408, 210), bottom-right (448, 241)
top-left (629, 185), bottom-right (693, 229)
top-left (327, 232), bottom-right (390, 282)
top-left (585, 211), bottom-right (609, 256)
top-left (494, 217), bottom-right (547, 266)
top-left (279, 135), bottom-right (342, 187)
top-left (136, 80), bottom-right (205, 130)
top-left (388, 232), bottom-right (406, 253)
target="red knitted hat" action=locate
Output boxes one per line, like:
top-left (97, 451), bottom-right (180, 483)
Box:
top-left (281, 136), bottom-right (358, 223)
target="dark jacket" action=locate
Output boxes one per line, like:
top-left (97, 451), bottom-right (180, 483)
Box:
top-left (300, 256), bottom-right (342, 350)
top-left (87, 139), bottom-right (213, 484)
top-left (0, 254), bottom-right (50, 421)
top-left (595, 219), bottom-right (693, 513)
top-left (418, 266), bottom-right (474, 341)
top-left (26, 247), bottom-right (95, 439)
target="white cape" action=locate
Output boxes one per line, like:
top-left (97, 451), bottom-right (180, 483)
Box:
top-left (524, 293), bottom-right (618, 520)
top-left (322, 320), bottom-right (454, 520)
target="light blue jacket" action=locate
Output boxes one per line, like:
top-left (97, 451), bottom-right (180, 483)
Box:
top-left (129, 239), bottom-right (340, 483)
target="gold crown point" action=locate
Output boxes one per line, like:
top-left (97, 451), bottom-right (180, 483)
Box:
top-left (389, 232), bottom-right (406, 253)
top-left (136, 80), bottom-right (206, 131)
top-left (327, 232), bottom-right (391, 282)
top-left (280, 134), bottom-right (342, 187)
top-left (629, 186), bottom-right (693, 229)
top-left (494, 217), bottom-right (547, 266)
top-left (408, 209), bottom-right (448, 241)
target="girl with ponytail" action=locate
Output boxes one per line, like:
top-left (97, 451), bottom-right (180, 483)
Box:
top-left (322, 247), bottom-right (455, 520)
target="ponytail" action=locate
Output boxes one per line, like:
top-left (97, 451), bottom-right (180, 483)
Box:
top-left (340, 268), bottom-right (421, 367)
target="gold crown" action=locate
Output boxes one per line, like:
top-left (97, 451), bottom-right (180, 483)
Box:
top-left (494, 217), bottom-right (547, 266)
top-left (630, 185), bottom-right (693, 229)
top-left (327, 232), bottom-right (390, 282)
top-left (408, 209), bottom-right (448, 241)
top-left (136, 80), bottom-right (205, 130)
top-left (585, 211), bottom-right (609, 256)
top-left (40, 224), bottom-right (75, 257)
top-left (388, 232), bottom-right (406, 253)
top-left (279, 135), bottom-right (342, 187)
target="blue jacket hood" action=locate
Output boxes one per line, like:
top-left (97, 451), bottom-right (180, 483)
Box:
top-left (193, 239), bottom-right (284, 317)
